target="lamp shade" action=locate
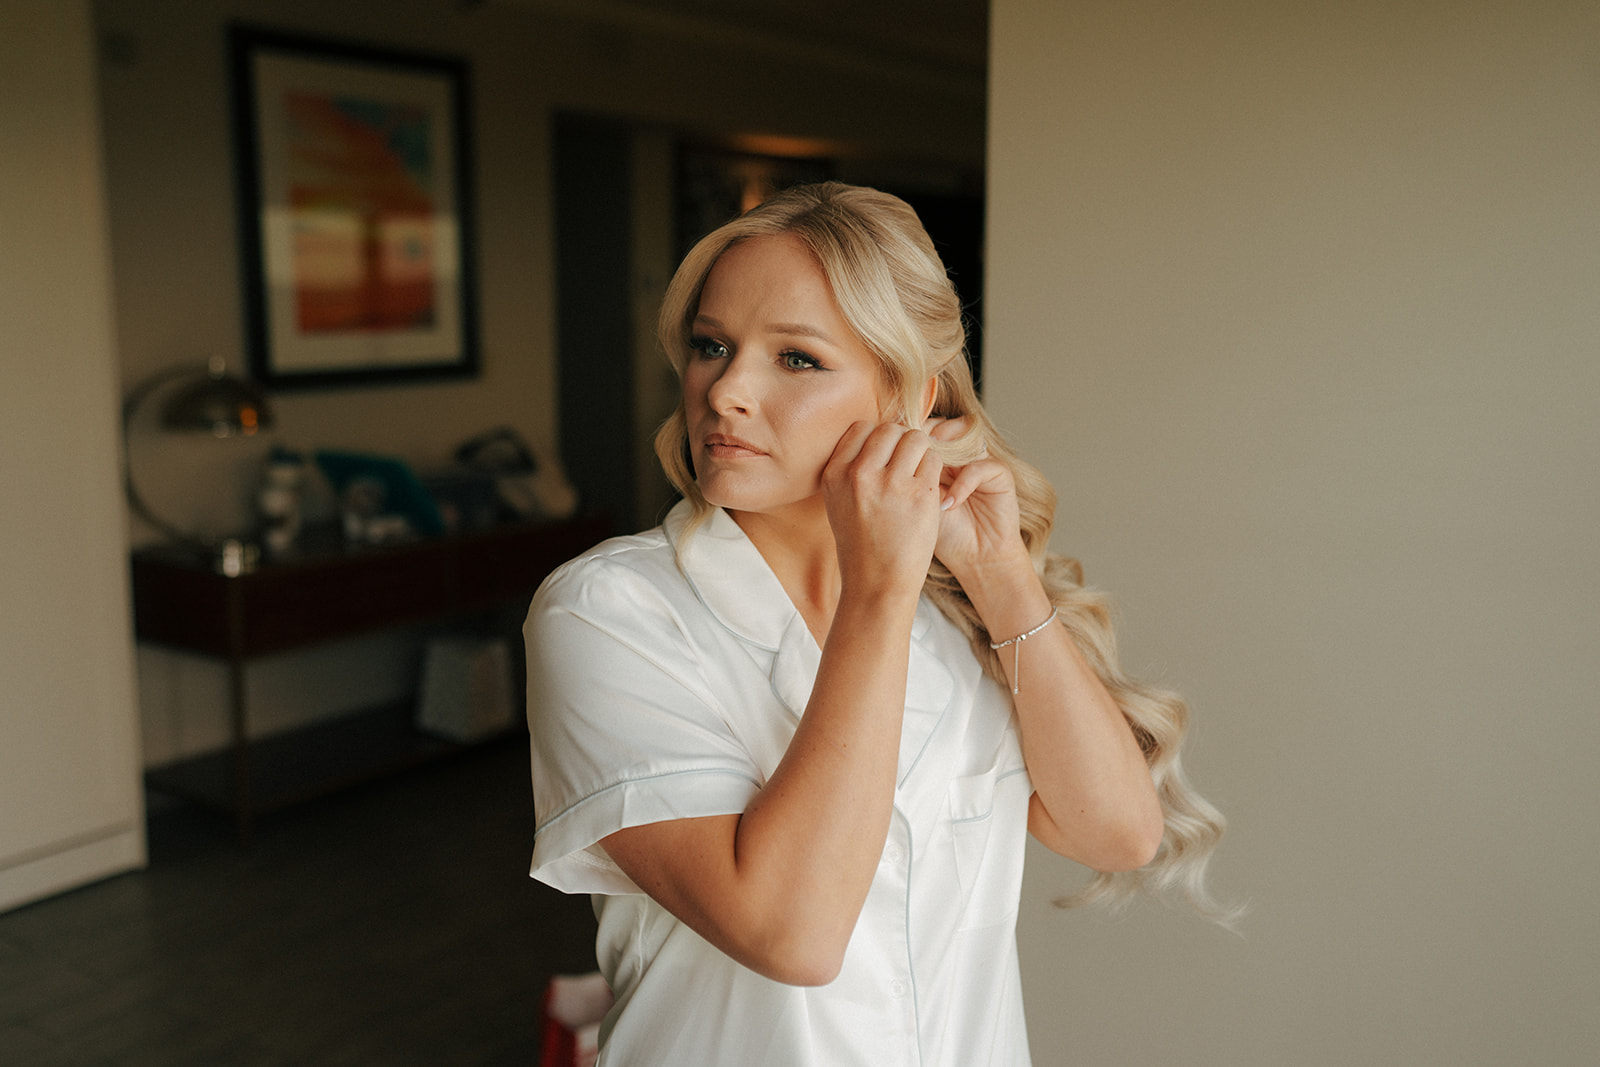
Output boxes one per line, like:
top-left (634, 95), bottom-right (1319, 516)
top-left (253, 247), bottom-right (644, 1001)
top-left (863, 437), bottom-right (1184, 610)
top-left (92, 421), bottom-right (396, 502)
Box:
top-left (161, 355), bottom-right (273, 437)
top-left (122, 355), bottom-right (275, 558)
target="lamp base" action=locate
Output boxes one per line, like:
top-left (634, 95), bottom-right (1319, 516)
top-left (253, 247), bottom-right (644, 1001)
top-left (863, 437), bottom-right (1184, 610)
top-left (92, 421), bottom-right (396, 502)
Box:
top-left (214, 538), bottom-right (260, 577)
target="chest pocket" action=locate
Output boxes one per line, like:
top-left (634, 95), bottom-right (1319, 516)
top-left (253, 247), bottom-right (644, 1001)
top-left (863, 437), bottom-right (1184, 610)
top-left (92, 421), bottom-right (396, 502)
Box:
top-left (947, 764), bottom-right (1032, 929)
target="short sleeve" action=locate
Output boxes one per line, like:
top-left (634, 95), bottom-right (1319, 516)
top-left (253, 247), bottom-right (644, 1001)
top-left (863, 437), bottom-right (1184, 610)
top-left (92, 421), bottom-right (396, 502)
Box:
top-left (523, 553), bottom-right (763, 895)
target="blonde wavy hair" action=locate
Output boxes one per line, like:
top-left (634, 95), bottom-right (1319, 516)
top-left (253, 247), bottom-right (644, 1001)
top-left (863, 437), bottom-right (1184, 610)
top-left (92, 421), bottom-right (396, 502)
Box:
top-left (654, 182), bottom-right (1233, 922)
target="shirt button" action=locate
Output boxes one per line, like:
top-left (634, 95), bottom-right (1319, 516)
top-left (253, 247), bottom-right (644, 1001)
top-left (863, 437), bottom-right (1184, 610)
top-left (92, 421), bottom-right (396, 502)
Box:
top-left (889, 979), bottom-right (908, 998)
top-left (883, 843), bottom-right (903, 865)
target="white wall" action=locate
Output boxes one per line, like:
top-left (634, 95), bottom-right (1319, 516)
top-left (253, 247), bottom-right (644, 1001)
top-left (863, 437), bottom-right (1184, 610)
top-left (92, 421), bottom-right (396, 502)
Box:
top-left (0, 0), bottom-right (145, 911)
top-left (988, 1), bottom-right (1600, 1063)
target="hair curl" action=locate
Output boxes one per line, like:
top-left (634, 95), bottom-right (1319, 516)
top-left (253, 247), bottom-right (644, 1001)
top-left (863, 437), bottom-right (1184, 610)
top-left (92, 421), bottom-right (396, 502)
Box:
top-left (653, 182), bottom-right (1235, 923)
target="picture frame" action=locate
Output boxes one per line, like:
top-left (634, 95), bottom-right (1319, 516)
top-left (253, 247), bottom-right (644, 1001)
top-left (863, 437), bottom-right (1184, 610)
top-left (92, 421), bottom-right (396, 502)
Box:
top-left (229, 26), bottom-right (479, 389)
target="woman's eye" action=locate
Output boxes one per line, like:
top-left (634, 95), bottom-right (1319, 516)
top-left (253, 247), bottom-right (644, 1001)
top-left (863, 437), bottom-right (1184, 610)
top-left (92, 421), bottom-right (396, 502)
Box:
top-left (691, 336), bottom-right (729, 360)
top-left (781, 350), bottom-right (821, 371)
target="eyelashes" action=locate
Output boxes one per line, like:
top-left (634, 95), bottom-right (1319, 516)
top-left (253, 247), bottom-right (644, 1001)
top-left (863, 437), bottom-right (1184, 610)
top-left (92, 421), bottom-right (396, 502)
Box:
top-left (689, 335), bottom-right (824, 371)
top-left (690, 335), bottom-right (729, 360)
top-left (780, 350), bottom-right (822, 371)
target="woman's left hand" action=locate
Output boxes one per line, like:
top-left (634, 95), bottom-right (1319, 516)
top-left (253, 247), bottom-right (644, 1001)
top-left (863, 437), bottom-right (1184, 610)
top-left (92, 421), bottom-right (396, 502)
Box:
top-left (925, 417), bottom-right (1028, 578)
top-left (928, 417), bottom-right (1165, 872)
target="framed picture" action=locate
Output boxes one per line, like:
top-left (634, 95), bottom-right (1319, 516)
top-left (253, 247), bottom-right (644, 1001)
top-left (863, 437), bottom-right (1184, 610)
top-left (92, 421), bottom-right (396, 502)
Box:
top-left (229, 26), bottom-right (479, 389)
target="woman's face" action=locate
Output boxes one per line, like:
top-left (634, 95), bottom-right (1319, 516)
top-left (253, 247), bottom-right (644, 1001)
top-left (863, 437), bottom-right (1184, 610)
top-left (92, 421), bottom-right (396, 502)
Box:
top-left (683, 234), bottom-right (888, 521)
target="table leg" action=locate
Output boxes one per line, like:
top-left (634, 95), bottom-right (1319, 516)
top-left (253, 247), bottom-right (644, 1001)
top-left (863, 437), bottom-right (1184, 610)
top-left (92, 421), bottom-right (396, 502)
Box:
top-left (226, 583), bottom-right (251, 843)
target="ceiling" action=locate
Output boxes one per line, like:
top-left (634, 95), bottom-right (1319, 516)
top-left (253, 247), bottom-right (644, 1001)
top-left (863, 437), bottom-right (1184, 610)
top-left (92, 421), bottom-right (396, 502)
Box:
top-left (491, 0), bottom-right (989, 81)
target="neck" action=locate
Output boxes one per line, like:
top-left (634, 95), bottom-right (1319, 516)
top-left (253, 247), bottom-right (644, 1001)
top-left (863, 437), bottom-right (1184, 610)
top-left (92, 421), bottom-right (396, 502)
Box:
top-left (727, 497), bottom-right (840, 647)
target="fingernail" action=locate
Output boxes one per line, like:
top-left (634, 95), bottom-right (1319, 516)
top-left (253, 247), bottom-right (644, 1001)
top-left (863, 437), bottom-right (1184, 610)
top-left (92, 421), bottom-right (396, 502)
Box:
top-left (941, 495), bottom-right (955, 511)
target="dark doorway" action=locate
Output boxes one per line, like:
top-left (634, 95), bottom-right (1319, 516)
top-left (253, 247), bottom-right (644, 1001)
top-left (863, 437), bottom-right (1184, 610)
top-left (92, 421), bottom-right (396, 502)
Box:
top-left (553, 114), bottom-right (635, 529)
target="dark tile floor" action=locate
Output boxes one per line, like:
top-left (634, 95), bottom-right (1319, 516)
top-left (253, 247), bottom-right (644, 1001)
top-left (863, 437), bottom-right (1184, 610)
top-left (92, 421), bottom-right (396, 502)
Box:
top-left (0, 738), bottom-right (599, 1066)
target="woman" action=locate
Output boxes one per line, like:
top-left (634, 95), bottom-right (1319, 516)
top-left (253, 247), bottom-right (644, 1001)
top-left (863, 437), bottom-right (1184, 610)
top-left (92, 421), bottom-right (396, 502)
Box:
top-left (525, 182), bottom-right (1228, 1065)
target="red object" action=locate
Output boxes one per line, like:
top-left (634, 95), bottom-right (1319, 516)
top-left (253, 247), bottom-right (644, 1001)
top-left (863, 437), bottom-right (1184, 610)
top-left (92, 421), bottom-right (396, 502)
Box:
top-left (539, 972), bottom-right (612, 1067)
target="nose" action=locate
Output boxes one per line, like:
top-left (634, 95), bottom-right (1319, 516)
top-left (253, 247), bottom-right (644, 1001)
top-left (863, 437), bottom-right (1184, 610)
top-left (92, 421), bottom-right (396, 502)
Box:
top-left (705, 352), bottom-right (757, 415)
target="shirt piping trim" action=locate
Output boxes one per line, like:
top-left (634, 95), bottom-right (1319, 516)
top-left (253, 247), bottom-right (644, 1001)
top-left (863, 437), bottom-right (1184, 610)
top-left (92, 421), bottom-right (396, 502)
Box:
top-left (533, 765), bottom-right (763, 838)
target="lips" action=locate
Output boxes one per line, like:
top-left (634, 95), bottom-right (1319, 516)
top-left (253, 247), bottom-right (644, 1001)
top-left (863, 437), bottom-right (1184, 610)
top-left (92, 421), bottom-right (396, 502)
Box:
top-left (703, 432), bottom-right (766, 456)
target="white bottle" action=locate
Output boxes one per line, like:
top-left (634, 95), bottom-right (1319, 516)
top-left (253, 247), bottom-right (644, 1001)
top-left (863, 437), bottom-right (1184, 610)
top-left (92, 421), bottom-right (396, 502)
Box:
top-left (258, 450), bottom-right (305, 554)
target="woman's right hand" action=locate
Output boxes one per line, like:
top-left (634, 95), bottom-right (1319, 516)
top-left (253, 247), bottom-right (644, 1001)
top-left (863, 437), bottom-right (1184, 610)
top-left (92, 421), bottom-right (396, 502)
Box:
top-left (820, 420), bottom-right (944, 599)
top-left (602, 421), bottom-right (936, 986)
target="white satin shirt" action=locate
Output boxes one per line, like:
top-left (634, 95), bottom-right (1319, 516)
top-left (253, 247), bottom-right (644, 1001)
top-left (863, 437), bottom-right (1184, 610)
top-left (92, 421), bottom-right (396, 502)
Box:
top-left (525, 501), bottom-right (1034, 1066)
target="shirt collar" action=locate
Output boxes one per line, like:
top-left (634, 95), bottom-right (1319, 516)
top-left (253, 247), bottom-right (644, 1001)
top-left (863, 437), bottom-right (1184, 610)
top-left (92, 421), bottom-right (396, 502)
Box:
top-left (665, 500), bottom-right (795, 651)
top-left (665, 500), bottom-right (953, 780)
top-left (665, 500), bottom-right (939, 647)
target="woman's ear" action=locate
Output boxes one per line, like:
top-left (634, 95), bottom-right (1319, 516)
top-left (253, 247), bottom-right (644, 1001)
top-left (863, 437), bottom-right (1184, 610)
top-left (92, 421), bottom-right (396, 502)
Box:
top-left (918, 376), bottom-right (939, 422)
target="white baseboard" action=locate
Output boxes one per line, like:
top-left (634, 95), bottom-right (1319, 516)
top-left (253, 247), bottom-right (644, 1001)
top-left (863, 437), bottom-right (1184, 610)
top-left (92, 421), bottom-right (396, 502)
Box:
top-left (0, 822), bottom-right (147, 914)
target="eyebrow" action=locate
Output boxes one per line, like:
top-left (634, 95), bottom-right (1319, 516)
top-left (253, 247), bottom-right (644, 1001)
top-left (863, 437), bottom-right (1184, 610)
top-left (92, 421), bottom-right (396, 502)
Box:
top-left (693, 315), bottom-right (836, 345)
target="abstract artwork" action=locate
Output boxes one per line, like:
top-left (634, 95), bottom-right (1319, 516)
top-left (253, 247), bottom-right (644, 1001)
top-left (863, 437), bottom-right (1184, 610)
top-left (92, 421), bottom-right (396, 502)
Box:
top-left (231, 28), bottom-right (478, 388)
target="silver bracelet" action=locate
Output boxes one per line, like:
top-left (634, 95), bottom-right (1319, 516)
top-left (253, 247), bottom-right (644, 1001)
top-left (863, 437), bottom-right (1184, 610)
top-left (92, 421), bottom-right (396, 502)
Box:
top-left (988, 609), bottom-right (1060, 695)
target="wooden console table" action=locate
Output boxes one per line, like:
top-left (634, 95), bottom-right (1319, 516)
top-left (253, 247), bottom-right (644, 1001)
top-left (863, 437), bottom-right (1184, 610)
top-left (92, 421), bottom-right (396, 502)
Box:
top-left (131, 514), bottom-right (610, 840)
